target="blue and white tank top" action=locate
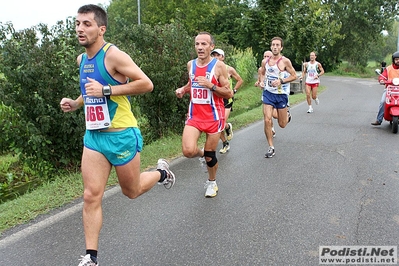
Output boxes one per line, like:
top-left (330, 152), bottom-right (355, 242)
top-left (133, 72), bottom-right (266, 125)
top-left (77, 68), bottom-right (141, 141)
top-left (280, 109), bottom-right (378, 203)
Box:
top-left (79, 43), bottom-right (137, 129)
top-left (264, 57), bottom-right (290, 95)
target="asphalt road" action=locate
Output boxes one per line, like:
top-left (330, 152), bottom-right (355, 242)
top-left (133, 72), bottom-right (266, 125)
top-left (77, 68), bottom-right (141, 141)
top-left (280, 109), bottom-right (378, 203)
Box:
top-left (1, 76), bottom-right (399, 266)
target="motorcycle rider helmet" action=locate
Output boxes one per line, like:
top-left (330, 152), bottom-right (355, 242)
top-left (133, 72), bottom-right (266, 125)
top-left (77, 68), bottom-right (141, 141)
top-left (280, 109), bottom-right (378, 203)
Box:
top-left (392, 51), bottom-right (399, 65)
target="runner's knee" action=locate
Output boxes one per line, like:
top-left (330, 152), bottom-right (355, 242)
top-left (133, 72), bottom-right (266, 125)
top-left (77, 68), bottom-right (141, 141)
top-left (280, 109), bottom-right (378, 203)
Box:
top-left (182, 146), bottom-right (198, 158)
top-left (204, 150), bottom-right (217, 168)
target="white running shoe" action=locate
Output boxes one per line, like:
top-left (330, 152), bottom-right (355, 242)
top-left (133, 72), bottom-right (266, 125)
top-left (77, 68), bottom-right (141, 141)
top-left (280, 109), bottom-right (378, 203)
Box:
top-left (226, 122), bottom-right (233, 141)
top-left (315, 98), bottom-right (320, 105)
top-left (265, 146), bottom-right (275, 158)
top-left (78, 254), bottom-right (98, 266)
top-left (157, 159), bottom-right (176, 189)
top-left (272, 127), bottom-right (276, 138)
top-left (307, 107), bottom-right (314, 113)
top-left (204, 180), bottom-right (218, 197)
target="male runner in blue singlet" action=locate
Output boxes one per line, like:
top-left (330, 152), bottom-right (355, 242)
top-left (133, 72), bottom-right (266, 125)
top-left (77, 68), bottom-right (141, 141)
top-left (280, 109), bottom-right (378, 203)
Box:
top-left (60, 5), bottom-right (175, 266)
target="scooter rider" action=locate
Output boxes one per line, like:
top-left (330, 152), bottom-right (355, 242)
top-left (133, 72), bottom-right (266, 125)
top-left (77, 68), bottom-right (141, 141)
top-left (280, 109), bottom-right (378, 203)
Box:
top-left (371, 51), bottom-right (399, 126)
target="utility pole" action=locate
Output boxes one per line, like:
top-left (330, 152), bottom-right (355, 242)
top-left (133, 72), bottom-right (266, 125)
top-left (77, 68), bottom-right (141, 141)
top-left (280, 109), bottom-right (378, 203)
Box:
top-left (138, 0), bottom-right (141, 25)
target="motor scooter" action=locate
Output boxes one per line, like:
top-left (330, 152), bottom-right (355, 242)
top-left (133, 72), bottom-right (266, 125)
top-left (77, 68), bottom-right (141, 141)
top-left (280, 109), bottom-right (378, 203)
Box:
top-left (375, 69), bottom-right (399, 133)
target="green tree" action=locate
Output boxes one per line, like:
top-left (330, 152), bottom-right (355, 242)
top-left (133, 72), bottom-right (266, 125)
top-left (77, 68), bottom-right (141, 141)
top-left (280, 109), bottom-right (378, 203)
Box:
top-left (107, 0), bottom-right (218, 38)
top-left (287, 0), bottom-right (343, 71)
top-left (371, 20), bottom-right (398, 62)
top-left (327, 0), bottom-right (398, 67)
top-left (236, 0), bottom-right (288, 65)
top-left (207, 0), bottom-right (251, 48)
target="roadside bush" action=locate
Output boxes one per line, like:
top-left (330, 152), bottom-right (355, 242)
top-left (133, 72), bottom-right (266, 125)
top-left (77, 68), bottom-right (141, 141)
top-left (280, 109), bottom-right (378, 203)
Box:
top-left (0, 20), bottom-right (84, 178)
top-left (232, 47), bottom-right (257, 86)
top-left (111, 23), bottom-right (193, 142)
top-left (0, 103), bottom-right (17, 154)
top-left (208, 44), bottom-right (257, 87)
top-left (0, 20), bottom-right (195, 176)
top-left (0, 19), bottom-right (255, 181)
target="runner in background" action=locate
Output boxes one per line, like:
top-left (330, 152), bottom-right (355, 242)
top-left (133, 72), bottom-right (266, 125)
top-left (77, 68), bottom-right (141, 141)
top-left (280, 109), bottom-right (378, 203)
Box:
top-left (300, 51), bottom-right (325, 113)
top-left (211, 48), bottom-right (243, 154)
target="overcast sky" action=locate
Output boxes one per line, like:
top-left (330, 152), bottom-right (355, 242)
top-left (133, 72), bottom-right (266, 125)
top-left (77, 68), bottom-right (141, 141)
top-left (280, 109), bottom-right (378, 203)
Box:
top-left (0, 0), bottom-right (110, 30)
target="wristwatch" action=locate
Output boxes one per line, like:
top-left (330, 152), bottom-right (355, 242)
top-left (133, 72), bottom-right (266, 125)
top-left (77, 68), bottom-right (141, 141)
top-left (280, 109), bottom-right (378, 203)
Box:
top-left (102, 85), bottom-right (112, 96)
top-left (211, 85), bottom-right (217, 91)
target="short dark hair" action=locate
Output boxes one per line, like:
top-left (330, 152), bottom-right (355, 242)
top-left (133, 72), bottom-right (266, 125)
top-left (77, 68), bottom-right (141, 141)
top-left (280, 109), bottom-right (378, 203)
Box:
top-left (78, 4), bottom-right (108, 28)
top-left (271, 36), bottom-right (284, 47)
top-left (197, 31), bottom-right (215, 45)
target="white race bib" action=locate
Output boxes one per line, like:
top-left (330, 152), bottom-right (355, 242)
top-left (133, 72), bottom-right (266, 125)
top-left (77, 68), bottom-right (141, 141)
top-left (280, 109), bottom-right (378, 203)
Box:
top-left (83, 95), bottom-right (111, 130)
top-left (191, 81), bottom-right (212, 104)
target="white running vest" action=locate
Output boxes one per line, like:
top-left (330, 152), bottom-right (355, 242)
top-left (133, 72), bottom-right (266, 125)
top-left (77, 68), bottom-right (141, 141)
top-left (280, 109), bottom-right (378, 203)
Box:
top-left (305, 61), bottom-right (320, 84)
top-left (264, 57), bottom-right (290, 95)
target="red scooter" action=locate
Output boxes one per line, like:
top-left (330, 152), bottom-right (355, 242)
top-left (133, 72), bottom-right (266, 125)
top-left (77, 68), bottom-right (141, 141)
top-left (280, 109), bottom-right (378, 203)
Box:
top-left (375, 69), bottom-right (399, 133)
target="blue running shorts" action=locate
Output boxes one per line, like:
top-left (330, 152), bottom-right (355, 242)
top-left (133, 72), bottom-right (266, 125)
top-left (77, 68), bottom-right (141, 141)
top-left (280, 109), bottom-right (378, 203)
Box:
top-left (262, 89), bottom-right (289, 109)
top-left (83, 127), bottom-right (143, 166)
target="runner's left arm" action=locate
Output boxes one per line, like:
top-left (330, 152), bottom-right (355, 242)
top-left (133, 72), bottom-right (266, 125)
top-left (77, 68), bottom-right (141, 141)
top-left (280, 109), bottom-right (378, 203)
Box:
top-left (282, 59), bottom-right (298, 84)
top-left (229, 67), bottom-right (243, 92)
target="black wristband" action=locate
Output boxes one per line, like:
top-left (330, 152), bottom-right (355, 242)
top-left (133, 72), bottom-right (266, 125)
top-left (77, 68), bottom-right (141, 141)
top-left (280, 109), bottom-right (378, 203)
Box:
top-left (279, 78), bottom-right (284, 84)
